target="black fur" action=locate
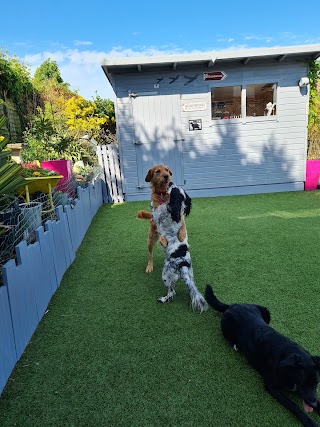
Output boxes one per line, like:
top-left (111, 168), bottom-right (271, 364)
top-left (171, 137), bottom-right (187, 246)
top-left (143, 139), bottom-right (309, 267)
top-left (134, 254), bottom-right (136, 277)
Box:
top-left (184, 194), bottom-right (192, 217)
top-left (168, 187), bottom-right (185, 222)
top-left (171, 244), bottom-right (188, 259)
top-left (205, 285), bottom-right (320, 427)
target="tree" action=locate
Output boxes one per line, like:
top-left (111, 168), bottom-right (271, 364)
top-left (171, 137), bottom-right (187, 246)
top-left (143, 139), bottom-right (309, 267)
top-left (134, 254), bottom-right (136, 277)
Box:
top-left (0, 50), bottom-right (35, 126)
top-left (92, 94), bottom-right (117, 143)
top-left (33, 58), bottom-right (64, 87)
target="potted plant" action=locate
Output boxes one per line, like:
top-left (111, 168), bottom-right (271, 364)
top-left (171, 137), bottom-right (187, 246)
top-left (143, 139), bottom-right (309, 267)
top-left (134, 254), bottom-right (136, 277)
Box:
top-left (52, 190), bottom-right (69, 206)
top-left (19, 163), bottom-right (63, 203)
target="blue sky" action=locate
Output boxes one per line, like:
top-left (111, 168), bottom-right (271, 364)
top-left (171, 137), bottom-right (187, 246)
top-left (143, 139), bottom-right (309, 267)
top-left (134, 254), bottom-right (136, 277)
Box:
top-left (1, 0), bottom-right (320, 100)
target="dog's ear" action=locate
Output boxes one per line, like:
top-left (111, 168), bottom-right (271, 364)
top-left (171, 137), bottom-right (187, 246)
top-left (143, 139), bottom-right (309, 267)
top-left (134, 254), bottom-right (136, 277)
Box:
top-left (184, 193), bottom-right (192, 217)
top-left (168, 167), bottom-right (173, 177)
top-left (257, 306), bottom-right (271, 324)
top-left (168, 187), bottom-right (184, 223)
top-left (145, 167), bottom-right (154, 182)
top-left (279, 354), bottom-right (303, 369)
top-left (312, 356), bottom-right (320, 369)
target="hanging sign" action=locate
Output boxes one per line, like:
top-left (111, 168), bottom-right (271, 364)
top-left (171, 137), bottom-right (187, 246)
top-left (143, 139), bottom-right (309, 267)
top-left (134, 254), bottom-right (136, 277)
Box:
top-left (203, 71), bottom-right (227, 81)
top-left (182, 101), bottom-right (207, 112)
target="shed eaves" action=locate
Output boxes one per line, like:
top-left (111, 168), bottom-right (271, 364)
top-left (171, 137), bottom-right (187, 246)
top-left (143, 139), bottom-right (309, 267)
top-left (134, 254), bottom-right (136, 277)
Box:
top-left (101, 44), bottom-right (320, 88)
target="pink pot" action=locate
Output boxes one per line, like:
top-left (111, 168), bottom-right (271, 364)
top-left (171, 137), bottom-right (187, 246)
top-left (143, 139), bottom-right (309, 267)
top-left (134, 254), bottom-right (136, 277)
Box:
top-left (41, 160), bottom-right (73, 192)
top-left (305, 160), bottom-right (320, 190)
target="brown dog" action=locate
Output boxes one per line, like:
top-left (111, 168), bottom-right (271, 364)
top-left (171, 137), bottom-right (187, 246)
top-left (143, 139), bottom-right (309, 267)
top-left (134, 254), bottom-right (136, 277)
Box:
top-left (137, 164), bottom-right (187, 272)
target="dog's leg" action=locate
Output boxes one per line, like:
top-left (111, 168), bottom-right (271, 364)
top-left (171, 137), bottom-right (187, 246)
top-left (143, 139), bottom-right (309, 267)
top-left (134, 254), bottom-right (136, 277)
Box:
top-left (265, 383), bottom-right (318, 427)
top-left (158, 262), bottom-right (178, 303)
top-left (159, 235), bottom-right (168, 248)
top-left (180, 266), bottom-right (208, 312)
top-left (177, 219), bottom-right (187, 242)
top-left (146, 221), bottom-right (158, 273)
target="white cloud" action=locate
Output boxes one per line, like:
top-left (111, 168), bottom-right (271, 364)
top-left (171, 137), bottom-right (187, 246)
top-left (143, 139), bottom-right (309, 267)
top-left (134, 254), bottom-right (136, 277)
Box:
top-left (74, 40), bottom-right (93, 46)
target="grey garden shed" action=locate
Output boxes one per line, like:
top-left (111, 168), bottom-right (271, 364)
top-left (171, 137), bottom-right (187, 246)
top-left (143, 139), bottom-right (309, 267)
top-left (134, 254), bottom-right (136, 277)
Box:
top-left (101, 44), bottom-right (320, 201)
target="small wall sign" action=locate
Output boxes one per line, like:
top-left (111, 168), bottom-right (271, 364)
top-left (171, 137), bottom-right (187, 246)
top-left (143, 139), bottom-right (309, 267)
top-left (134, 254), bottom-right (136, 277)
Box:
top-left (183, 101), bottom-right (207, 112)
top-left (189, 119), bottom-right (202, 131)
top-left (203, 71), bottom-right (227, 81)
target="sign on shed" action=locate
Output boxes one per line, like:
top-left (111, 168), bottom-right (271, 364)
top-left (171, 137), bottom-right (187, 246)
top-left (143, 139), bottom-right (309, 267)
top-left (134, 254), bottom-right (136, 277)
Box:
top-left (203, 71), bottom-right (227, 81)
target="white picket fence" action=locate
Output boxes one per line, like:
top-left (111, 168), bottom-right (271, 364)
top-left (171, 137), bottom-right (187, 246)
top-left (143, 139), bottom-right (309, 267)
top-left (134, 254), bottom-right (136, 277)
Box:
top-left (97, 145), bottom-right (125, 203)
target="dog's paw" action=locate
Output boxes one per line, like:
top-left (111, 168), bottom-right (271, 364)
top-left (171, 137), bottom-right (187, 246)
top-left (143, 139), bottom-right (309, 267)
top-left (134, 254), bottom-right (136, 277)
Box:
top-left (158, 290), bottom-right (176, 303)
top-left (146, 264), bottom-right (153, 273)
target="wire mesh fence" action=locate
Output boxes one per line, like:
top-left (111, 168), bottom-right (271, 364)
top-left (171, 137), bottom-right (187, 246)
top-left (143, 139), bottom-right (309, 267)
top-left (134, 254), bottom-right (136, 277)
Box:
top-left (0, 166), bottom-right (103, 284)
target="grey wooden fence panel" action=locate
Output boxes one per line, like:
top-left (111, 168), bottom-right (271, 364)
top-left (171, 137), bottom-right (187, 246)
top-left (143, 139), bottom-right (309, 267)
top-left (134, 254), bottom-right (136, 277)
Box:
top-left (2, 244), bottom-right (39, 360)
top-left (89, 180), bottom-right (103, 217)
top-left (36, 226), bottom-right (58, 294)
top-left (0, 285), bottom-right (17, 394)
top-left (23, 240), bottom-right (52, 321)
top-left (73, 199), bottom-right (84, 248)
top-left (46, 221), bottom-right (67, 284)
top-left (82, 186), bottom-right (92, 230)
top-left (89, 184), bottom-right (96, 218)
top-left (76, 188), bottom-right (87, 242)
top-left (56, 206), bottom-right (75, 265)
top-left (0, 179), bottom-right (105, 394)
top-left (65, 205), bottom-right (79, 253)
top-left (44, 220), bottom-right (60, 288)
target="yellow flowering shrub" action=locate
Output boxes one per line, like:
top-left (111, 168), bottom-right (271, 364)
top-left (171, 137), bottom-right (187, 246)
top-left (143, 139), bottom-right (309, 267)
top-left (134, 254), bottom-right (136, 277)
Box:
top-left (64, 95), bottom-right (107, 139)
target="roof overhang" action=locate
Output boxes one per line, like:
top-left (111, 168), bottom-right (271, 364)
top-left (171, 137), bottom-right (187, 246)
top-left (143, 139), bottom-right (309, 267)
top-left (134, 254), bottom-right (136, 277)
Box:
top-left (101, 44), bottom-right (320, 88)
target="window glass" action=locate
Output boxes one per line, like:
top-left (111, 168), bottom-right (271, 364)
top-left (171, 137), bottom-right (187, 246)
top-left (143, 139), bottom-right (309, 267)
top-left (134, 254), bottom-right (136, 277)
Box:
top-left (211, 86), bottom-right (242, 120)
top-left (246, 83), bottom-right (277, 117)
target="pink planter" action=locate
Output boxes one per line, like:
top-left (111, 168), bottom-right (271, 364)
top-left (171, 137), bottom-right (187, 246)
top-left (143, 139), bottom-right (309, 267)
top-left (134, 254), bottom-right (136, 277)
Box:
top-left (41, 160), bottom-right (73, 192)
top-left (305, 160), bottom-right (320, 190)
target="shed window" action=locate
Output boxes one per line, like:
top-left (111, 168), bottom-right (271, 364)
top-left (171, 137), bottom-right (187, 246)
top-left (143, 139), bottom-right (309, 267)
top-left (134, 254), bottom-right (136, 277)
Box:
top-left (246, 83), bottom-right (277, 117)
top-left (211, 86), bottom-right (242, 120)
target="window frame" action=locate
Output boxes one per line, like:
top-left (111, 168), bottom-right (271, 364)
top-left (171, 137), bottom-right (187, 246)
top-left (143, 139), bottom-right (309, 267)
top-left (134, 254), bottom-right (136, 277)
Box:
top-left (209, 81), bottom-right (278, 125)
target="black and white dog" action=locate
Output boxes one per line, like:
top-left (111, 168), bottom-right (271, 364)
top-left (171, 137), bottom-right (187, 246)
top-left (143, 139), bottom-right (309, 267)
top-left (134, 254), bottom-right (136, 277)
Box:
top-left (205, 285), bottom-right (320, 427)
top-left (152, 183), bottom-right (208, 312)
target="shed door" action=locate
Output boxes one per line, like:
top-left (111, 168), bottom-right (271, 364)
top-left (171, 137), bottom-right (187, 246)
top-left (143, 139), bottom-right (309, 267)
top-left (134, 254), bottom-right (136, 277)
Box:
top-left (131, 92), bottom-right (184, 187)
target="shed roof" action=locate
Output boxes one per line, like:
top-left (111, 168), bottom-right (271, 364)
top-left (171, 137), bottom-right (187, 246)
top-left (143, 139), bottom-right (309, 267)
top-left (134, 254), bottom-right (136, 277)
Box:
top-left (101, 44), bottom-right (320, 87)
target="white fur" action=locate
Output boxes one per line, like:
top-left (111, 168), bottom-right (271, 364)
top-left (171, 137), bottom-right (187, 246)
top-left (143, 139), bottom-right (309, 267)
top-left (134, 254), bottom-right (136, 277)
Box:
top-left (152, 185), bottom-right (208, 312)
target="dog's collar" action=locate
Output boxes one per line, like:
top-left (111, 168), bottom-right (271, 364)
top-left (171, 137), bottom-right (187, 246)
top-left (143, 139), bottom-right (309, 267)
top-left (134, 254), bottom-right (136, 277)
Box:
top-left (153, 190), bottom-right (168, 204)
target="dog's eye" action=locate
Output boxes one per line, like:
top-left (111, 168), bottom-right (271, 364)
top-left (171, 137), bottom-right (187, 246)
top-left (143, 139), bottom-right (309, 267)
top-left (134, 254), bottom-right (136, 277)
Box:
top-left (155, 169), bottom-right (160, 173)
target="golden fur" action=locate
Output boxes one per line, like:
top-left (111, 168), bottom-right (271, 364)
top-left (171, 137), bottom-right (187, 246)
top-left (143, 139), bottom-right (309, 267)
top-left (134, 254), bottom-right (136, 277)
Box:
top-left (137, 164), bottom-right (187, 272)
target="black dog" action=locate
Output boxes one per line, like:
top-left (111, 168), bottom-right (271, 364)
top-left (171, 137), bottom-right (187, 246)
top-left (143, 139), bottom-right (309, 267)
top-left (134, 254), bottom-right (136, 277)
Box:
top-left (205, 285), bottom-right (320, 427)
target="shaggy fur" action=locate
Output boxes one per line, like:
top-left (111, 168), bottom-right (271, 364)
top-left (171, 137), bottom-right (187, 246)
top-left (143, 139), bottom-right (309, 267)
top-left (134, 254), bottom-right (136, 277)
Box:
top-left (153, 184), bottom-right (208, 312)
top-left (137, 164), bottom-right (187, 273)
top-left (205, 285), bottom-right (320, 426)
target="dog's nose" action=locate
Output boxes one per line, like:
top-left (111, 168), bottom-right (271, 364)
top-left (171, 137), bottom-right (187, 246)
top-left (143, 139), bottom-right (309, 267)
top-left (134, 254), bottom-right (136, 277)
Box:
top-left (163, 174), bottom-right (169, 181)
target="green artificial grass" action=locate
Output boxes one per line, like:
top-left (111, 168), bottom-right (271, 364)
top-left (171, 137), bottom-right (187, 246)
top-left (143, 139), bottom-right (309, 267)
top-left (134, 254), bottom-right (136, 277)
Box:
top-left (1, 191), bottom-right (320, 427)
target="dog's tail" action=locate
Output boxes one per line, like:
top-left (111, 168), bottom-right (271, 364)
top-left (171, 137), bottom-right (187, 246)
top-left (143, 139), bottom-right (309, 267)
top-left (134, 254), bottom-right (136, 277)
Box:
top-left (137, 210), bottom-right (153, 220)
top-left (205, 285), bottom-right (229, 313)
top-left (180, 266), bottom-right (208, 312)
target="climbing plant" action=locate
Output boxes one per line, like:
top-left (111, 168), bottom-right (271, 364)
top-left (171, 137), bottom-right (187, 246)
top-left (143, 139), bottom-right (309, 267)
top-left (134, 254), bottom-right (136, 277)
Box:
top-left (307, 60), bottom-right (320, 159)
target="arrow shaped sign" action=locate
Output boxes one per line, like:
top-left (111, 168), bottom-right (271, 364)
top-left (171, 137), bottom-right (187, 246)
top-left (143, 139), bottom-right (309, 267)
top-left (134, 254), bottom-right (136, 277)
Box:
top-left (203, 71), bottom-right (228, 81)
